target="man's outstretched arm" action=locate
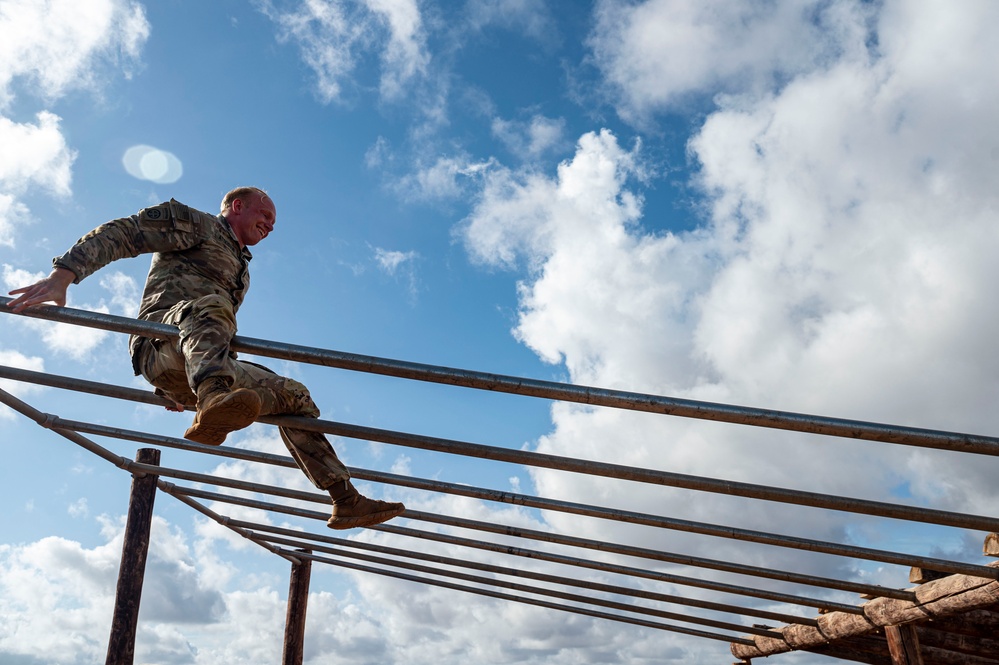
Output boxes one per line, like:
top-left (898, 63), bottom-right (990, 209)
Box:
top-left (6, 267), bottom-right (76, 313)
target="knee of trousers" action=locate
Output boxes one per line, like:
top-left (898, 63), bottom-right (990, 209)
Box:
top-left (283, 378), bottom-right (321, 418)
top-left (178, 294), bottom-right (237, 336)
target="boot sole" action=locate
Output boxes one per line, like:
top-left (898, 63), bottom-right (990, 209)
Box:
top-left (183, 391), bottom-right (261, 446)
top-left (327, 504), bottom-right (406, 530)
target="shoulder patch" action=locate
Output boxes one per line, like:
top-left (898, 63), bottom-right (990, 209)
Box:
top-left (138, 203), bottom-right (172, 224)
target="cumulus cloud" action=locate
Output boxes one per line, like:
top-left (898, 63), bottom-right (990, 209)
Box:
top-left (393, 154), bottom-right (495, 201)
top-left (0, 514), bottom-right (265, 665)
top-left (0, 0), bottom-right (149, 108)
top-left (0, 348), bottom-right (46, 420)
top-left (0, 0), bottom-right (149, 244)
top-left (264, 0), bottom-right (428, 104)
top-left (491, 114), bottom-right (567, 161)
top-left (461, 0), bottom-right (999, 587)
top-left (588, 0), bottom-right (866, 123)
top-left (463, 0), bottom-right (557, 42)
top-left (0, 112), bottom-right (76, 245)
top-left (3, 265), bottom-right (141, 361)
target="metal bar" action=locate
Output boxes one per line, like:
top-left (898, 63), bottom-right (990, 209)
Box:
top-left (372, 514), bottom-right (917, 602)
top-left (175, 486), bottom-right (860, 625)
top-left (30, 417), bottom-right (918, 603)
top-left (351, 470), bottom-right (999, 580)
top-left (355, 521), bottom-right (864, 613)
top-left (5, 365), bottom-right (997, 534)
top-left (1, 385), bottom-right (993, 581)
top-left (278, 547), bottom-right (757, 646)
top-left (255, 529), bottom-right (785, 638)
top-left (160, 478), bottom-right (763, 646)
top-left (140, 456), bottom-right (999, 581)
top-left (4, 300), bottom-right (999, 456)
top-left (233, 520), bottom-right (856, 616)
top-left (31, 414), bottom-right (920, 600)
top-left (173, 487), bottom-right (819, 625)
top-left (233, 519), bottom-right (829, 623)
top-left (157, 482), bottom-right (299, 564)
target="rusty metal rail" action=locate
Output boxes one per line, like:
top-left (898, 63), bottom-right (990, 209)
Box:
top-left (4, 297), bottom-right (999, 455)
top-left (4, 300), bottom-right (999, 652)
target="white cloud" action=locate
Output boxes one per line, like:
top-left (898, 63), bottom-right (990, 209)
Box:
top-left (264, 0), bottom-right (428, 104)
top-left (588, 0), bottom-right (866, 123)
top-left (464, 0), bottom-right (557, 42)
top-left (67, 498), bottom-right (89, 518)
top-left (0, 112), bottom-right (74, 197)
top-left (365, 0), bottom-right (429, 100)
top-left (374, 247), bottom-right (416, 275)
top-left (0, 0), bottom-right (149, 244)
top-left (0, 348), bottom-right (45, 420)
top-left (2, 265), bottom-right (143, 361)
top-left (0, 0), bottom-right (149, 108)
top-left (492, 114), bottom-right (567, 160)
top-left (0, 112), bottom-right (76, 245)
top-left (461, 0), bottom-right (999, 585)
top-left (394, 154), bottom-right (494, 201)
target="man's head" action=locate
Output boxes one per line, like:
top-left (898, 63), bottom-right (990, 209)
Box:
top-left (221, 186), bottom-right (276, 247)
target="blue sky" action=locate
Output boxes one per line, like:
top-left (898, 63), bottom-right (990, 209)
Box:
top-left (2, 1), bottom-right (999, 663)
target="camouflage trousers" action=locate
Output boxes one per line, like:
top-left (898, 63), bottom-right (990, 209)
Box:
top-left (135, 294), bottom-right (350, 489)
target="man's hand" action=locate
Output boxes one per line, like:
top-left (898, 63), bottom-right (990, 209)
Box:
top-left (6, 267), bottom-right (75, 313)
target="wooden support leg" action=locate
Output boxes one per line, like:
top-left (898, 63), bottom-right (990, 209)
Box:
top-left (106, 448), bottom-right (161, 665)
top-left (283, 550), bottom-right (313, 665)
top-left (885, 624), bottom-right (924, 665)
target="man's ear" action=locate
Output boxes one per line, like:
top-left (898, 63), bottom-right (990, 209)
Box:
top-left (230, 197), bottom-right (243, 214)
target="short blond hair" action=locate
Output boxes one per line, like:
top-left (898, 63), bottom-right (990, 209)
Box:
top-left (220, 186), bottom-right (270, 213)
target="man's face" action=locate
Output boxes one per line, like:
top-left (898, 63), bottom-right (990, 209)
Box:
top-left (228, 193), bottom-right (276, 247)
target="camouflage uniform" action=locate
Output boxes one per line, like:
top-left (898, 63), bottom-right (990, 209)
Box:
top-left (53, 199), bottom-right (349, 488)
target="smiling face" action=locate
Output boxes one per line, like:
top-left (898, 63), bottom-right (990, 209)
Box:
top-left (226, 192), bottom-right (276, 247)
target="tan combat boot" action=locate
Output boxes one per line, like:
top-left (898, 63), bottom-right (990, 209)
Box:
top-left (327, 480), bottom-right (405, 529)
top-left (183, 377), bottom-right (261, 446)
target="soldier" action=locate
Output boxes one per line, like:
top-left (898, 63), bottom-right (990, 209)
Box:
top-left (6, 187), bottom-right (405, 530)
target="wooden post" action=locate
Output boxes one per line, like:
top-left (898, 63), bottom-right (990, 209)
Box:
top-left (106, 448), bottom-right (160, 665)
top-left (885, 624), bottom-right (924, 665)
top-left (283, 550), bottom-right (313, 665)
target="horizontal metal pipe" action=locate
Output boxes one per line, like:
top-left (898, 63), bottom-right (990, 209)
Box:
top-left (18, 396), bottom-right (997, 581)
top-left (4, 299), bottom-right (999, 455)
top-left (353, 470), bottom-right (999, 580)
top-left (255, 529), bottom-right (783, 639)
top-left (176, 486), bottom-right (817, 626)
top-left (356, 521), bottom-right (864, 613)
top-left (374, 513), bottom-right (916, 602)
top-left (31, 412), bottom-right (918, 601)
top-left (0, 386), bottom-right (131, 470)
top-left (235, 519), bottom-right (834, 621)
top-left (8, 391), bottom-right (994, 584)
top-left (279, 547), bottom-right (756, 645)
top-left (4, 365), bottom-right (996, 534)
top-left (157, 481), bottom-right (297, 564)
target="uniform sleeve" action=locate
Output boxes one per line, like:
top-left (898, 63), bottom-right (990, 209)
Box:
top-left (52, 200), bottom-right (209, 283)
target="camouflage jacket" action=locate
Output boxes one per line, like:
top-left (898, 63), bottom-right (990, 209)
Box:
top-left (53, 199), bottom-right (252, 371)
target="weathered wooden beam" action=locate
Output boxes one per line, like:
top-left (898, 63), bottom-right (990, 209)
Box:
top-left (805, 634), bottom-right (892, 665)
top-left (917, 645), bottom-right (999, 665)
top-left (920, 609), bottom-right (999, 638)
top-left (886, 624), bottom-right (924, 665)
top-left (985, 534), bottom-right (999, 557)
top-left (106, 448), bottom-right (160, 665)
top-left (916, 623), bottom-right (999, 658)
top-left (282, 550), bottom-right (312, 665)
top-left (731, 564), bottom-right (999, 661)
top-left (911, 567), bottom-right (950, 584)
